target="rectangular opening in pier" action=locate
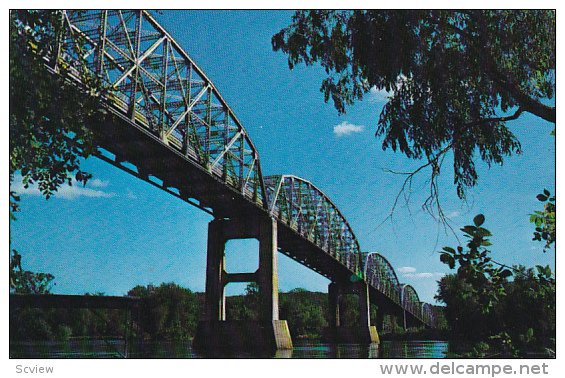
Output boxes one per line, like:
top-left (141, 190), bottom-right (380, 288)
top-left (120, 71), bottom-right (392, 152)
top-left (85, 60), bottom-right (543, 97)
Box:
top-left (224, 238), bottom-right (259, 274)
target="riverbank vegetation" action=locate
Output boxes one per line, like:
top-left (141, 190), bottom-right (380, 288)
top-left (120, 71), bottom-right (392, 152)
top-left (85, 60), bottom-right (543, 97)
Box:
top-left (10, 282), bottom-right (434, 343)
top-left (437, 214), bottom-right (555, 357)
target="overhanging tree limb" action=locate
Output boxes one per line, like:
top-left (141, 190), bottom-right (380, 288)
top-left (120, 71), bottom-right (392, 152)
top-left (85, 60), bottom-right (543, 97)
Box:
top-left (434, 11), bottom-right (555, 124)
top-left (470, 11), bottom-right (556, 123)
top-left (463, 108), bottom-right (524, 128)
top-left (482, 61), bottom-right (555, 123)
top-left (273, 10), bottom-right (554, 218)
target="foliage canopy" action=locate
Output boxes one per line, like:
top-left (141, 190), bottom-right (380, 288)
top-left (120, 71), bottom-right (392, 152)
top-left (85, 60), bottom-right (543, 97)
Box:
top-left (530, 189), bottom-right (556, 252)
top-left (10, 249), bottom-right (55, 294)
top-left (273, 10), bottom-right (555, 199)
top-left (10, 10), bottom-right (107, 205)
top-left (436, 215), bottom-right (555, 356)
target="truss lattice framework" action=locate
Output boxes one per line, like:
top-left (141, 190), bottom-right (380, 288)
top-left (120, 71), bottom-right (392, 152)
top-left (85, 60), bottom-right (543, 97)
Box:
top-left (55, 10), bottom-right (266, 206)
top-left (265, 175), bottom-right (362, 275)
top-left (26, 10), bottom-right (440, 328)
top-left (421, 302), bottom-right (436, 328)
top-left (362, 252), bottom-right (402, 304)
top-left (401, 284), bottom-right (423, 321)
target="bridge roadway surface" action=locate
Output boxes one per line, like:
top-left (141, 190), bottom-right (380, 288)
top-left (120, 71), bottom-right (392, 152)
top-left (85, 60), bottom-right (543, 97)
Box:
top-left (32, 10), bottom-right (436, 327)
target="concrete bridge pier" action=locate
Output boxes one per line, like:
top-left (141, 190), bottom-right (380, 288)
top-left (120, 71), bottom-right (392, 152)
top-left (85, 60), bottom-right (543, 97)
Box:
top-left (193, 217), bottom-right (292, 352)
top-left (325, 281), bottom-right (379, 344)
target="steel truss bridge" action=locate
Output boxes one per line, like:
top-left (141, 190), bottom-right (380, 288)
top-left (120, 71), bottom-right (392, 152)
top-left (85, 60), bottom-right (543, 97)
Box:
top-left (23, 10), bottom-right (440, 329)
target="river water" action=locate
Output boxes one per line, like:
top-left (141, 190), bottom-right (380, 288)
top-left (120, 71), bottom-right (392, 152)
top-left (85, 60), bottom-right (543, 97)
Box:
top-left (10, 339), bottom-right (449, 358)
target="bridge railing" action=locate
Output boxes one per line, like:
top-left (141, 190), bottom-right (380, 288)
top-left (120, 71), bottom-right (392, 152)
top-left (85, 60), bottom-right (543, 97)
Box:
top-left (52, 10), bottom-right (267, 207)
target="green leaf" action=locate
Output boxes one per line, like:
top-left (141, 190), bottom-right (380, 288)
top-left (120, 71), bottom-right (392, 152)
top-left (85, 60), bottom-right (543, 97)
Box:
top-left (475, 227), bottom-right (492, 237)
top-left (440, 253), bottom-right (456, 269)
top-left (543, 189), bottom-right (551, 197)
top-left (442, 246), bottom-right (456, 254)
top-left (499, 269), bottom-right (513, 279)
top-left (537, 194), bottom-right (548, 202)
top-left (462, 225), bottom-right (477, 235)
top-left (473, 214), bottom-right (485, 227)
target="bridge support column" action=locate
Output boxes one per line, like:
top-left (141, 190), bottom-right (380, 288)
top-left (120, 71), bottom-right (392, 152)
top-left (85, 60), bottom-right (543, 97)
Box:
top-left (376, 310), bottom-right (385, 334)
top-left (328, 282), bottom-right (341, 327)
top-left (403, 310), bottom-right (408, 331)
top-left (258, 217), bottom-right (279, 322)
top-left (324, 281), bottom-right (379, 344)
top-left (194, 217), bottom-right (292, 352)
top-left (202, 219), bottom-right (226, 322)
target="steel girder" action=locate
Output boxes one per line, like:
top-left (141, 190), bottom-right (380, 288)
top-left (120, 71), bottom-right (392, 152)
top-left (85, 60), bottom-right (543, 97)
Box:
top-left (361, 252), bottom-right (402, 304)
top-left (53, 10), bottom-right (266, 206)
top-left (264, 175), bottom-right (362, 275)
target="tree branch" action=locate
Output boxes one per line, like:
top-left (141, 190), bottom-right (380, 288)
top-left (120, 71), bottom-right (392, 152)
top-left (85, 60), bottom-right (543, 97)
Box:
top-left (437, 11), bottom-right (555, 124)
top-left (380, 143), bottom-right (460, 239)
top-left (481, 60), bottom-right (555, 123)
top-left (471, 13), bottom-right (556, 124)
top-left (463, 107), bottom-right (524, 128)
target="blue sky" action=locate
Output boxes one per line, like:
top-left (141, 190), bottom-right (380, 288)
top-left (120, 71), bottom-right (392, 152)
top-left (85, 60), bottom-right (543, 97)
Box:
top-left (10, 10), bottom-right (555, 304)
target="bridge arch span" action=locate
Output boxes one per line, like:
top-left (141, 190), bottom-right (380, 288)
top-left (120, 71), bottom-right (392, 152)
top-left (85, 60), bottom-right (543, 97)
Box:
top-left (264, 175), bottom-right (361, 274)
top-left (362, 252), bottom-right (401, 304)
top-left (401, 284), bottom-right (423, 320)
top-left (57, 10), bottom-right (268, 208)
top-left (422, 302), bottom-right (435, 327)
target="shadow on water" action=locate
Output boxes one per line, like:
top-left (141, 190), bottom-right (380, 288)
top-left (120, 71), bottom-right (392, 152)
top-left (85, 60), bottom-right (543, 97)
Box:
top-left (11, 339), bottom-right (449, 358)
